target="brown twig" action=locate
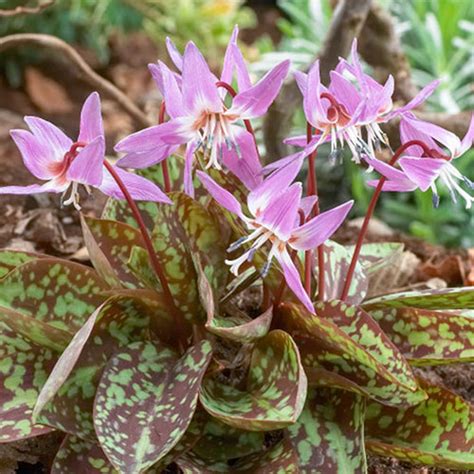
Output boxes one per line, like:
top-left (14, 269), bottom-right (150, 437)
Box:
top-left (262, 0), bottom-right (372, 161)
top-left (0, 0), bottom-right (54, 17)
top-left (0, 34), bottom-right (151, 128)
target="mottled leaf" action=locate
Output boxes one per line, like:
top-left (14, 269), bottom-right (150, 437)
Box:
top-left (0, 315), bottom-right (56, 442)
top-left (51, 435), bottom-right (117, 474)
top-left (0, 249), bottom-right (45, 278)
top-left (365, 378), bottom-right (474, 469)
top-left (354, 242), bottom-right (404, 275)
top-left (127, 246), bottom-right (159, 290)
top-left (0, 258), bottom-right (108, 332)
top-left (363, 287), bottom-right (474, 310)
top-left (275, 303), bottom-right (426, 406)
top-left (33, 295), bottom-right (154, 439)
top-left (102, 198), bottom-right (160, 231)
top-left (192, 417), bottom-right (264, 462)
top-left (94, 340), bottom-right (212, 474)
top-left (206, 306), bottom-right (273, 343)
top-left (288, 388), bottom-right (366, 472)
top-left (369, 307), bottom-right (474, 365)
top-left (200, 330), bottom-right (307, 430)
top-left (81, 215), bottom-right (146, 289)
top-left (313, 241), bottom-right (368, 305)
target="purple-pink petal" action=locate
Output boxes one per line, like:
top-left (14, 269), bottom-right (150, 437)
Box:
top-left (166, 37), bottom-right (183, 71)
top-left (116, 145), bottom-right (177, 169)
top-left (100, 166), bottom-right (171, 203)
top-left (24, 116), bottom-right (72, 158)
top-left (228, 60), bottom-right (290, 119)
top-left (221, 127), bottom-right (262, 190)
top-left (398, 157), bottom-right (446, 192)
top-left (289, 200), bottom-right (353, 251)
top-left (182, 42), bottom-right (221, 114)
top-left (459, 114), bottom-right (474, 156)
top-left (78, 92), bottom-right (103, 143)
top-left (197, 170), bottom-right (243, 218)
top-left (10, 129), bottom-right (56, 180)
top-left (184, 141), bottom-right (196, 198)
top-left (365, 156), bottom-right (411, 182)
top-left (329, 71), bottom-right (361, 116)
top-left (0, 180), bottom-right (68, 196)
top-left (66, 136), bottom-right (105, 186)
top-left (274, 248), bottom-right (314, 314)
top-left (367, 179), bottom-right (417, 192)
top-left (158, 61), bottom-right (184, 119)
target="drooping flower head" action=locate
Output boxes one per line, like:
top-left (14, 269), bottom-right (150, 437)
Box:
top-left (116, 27), bottom-right (289, 196)
top-left (366, 114), bottom-right (474, 208)
top-left (0, 92), bottom-right (170, 208)
top-left (284, 40), bottom-right (438, 165)
top-left (197, 157), bottom-right (353, 313)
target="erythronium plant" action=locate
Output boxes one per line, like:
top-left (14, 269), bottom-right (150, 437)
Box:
top-left (0, 28), bottom-right (473, 474)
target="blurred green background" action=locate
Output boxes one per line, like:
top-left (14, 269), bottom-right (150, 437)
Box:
top-left (1, 0), bottom-right (473, 247)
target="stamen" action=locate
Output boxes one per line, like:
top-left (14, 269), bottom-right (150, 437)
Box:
top-left (261, 259), bottom-right (271, 278)
top-left (463, 176), bottom-right (474, 189)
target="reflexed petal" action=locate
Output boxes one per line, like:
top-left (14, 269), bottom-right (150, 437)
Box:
top-left (0, 180), bottom-right (67, 195)
top-left (400, 116), bottom-right (437, 155)
top-left (116, 145), bottom-right (177, 169)
top-left (294, 70), bottom-right (307, 95)
top-left (275, 248), bottom-right (314, 314)
top-left (182, 42), bottom-right (221, 114)
top-left (231, 44), bottom-right (252, 92)
top-left (259, 183), bottom-right (302, 241)
top-left (248, 153), bottom-right (303, 216)
top-left (299, 195), bottom-right (318, 218)
top-left (67, 136), bottom-right (105, 186)
top-left (366, 179), bottom-right (417, 192)
top-left (158, 61), bottom-right (184, 118)
top-left (399, 157), bottom-right (446, 192)
top-left (329, 71), bottom-right (361, 115)
top-left (459, 114), bottom-right (474, 156)
top-left (387, 80), bottom-right (439, 120)
top-left (220, 26), bottom-right (251, 92)
top-left (289, 200), bottom-right (353, 251)
top-left (24, 116), bottom-right (72, 158)
top-left (228, 60), bottom-right (290, 119)
top-left (148, 63), bottom-right (164, 94)
top-left (115, 119), bottom-right (192, 152)
top-left (100, 166), bottom-right (171, 203)
top-left (197, 170), bottom-right (243, 218)
top-left (365, 156), bottom-right (411, 182)
top-left (10, 129), bottom-right (56, 179)
top-left (78, 92), bottom-right (103, 143)
top-left (220, 25), bottom-right (239, 86)
top-left (221, 127), bottom-right (262, 190)
top-left (305, 60), bottom-right (328, 127)
top-left (404, 115), bottom-right (461, 157)
top-left (166, 37), bottom-right (183, 71)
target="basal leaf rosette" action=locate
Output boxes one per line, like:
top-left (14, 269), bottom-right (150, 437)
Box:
top-left (199, 330), bottom-right (307, 431)
top-left (0, 248), bottom-right (47, 278)
top-left (274, 302), bottom-right (426, 406)
top-left (365, 377), bottom-right (474, 469)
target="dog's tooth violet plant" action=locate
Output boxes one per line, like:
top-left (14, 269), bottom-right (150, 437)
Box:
top-left (0, 27), bottom-right (473, 474)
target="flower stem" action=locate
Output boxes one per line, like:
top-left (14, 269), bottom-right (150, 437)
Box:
top-left (340, 139), bottom-right (432, 301)
top-left (103, 161), bottom-right (181, 319)
top-left (305, 123), bottom-right (324, 301)
top-left (159, 101), bottom-right (172, 193)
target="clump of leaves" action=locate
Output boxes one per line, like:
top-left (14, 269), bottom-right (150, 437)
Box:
top-left (0, 25), bottom-right (473, 473)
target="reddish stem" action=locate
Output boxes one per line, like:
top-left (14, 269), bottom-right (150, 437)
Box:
top-left (340, 139), bottom-right (432, 301)
top-left (102, 161), bottom-right (183, 324)
top-left (158, 101), bottom-right (172, 193)
top-left (305, 123), bottom-right (324, 301)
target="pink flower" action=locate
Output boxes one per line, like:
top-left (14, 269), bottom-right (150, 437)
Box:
top-left (197, 156), bottom-right (353, 313)
top-left (283, 40), bottom-right (438, 165)
top-left (366, 114), bottom-right (474, 208)
top-left (0, 93), bottom-right (170, 208)
top-left (115, 27), bottom-right (289, 196)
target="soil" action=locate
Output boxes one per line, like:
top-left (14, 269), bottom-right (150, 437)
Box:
top-left (0, 34), bottom-right (472, 474)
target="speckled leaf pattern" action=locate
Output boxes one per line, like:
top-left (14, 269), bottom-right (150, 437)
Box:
top-left (315, 301), bottom-right (418, 394)
top-left (352, 242), bottom-right (404, 275)
top-left (288, 387), bottom-right (366, 473)
top-left (102, 198), bottom-right (160, 231)
top-left (313, 241), bottom-right (368, 305)
top-left (81, 215), bottom-right (146, 289)
top-left (363, 286), bottom-right (474, 310)
top-left (369, 307), bottom-right (474, 365)
top-left (200, 330), bottom-right (307, 430)
top-left (192, 417), bottom-right (264, 462)
top-left (127, 246), bottom-right (160, 290)
top-left (33, 295), bottom-right (152, 439)
top-left (0, 249), bottom-right (45, 278)
top-left (51, 435), bottom-right (117, 474)
top-left (0, 315), bottom-right (56, 442)
top-left (177, 438), bottom-right (299, 473)
top-left (275, 303), bottom-right (426, 406)
top-left (365, 377), bottom-right (474, 469)
top-left (206, 306), bottom-right (273, 343)
top-left (0, 258), bottom-right (108, 332)
top-left (94, 340), bottom-right (212, 474)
